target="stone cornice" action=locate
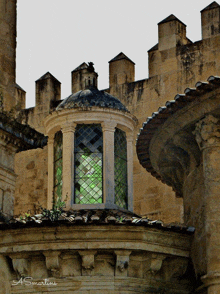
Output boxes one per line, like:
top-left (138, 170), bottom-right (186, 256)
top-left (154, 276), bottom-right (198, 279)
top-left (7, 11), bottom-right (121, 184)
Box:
top-left (45, 106), bottom-right (138, 134)
top-left (2, 232), bottom-right (193, 293)
top-left (0, 225), bottom-right (191, 258)
top-left (0, 112), bottom-right (48, 151)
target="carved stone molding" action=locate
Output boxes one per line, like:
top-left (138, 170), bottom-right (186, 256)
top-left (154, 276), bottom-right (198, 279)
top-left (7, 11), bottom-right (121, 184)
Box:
top-left (162, 257), bottom-right (189, 281)
top-left (11, 258), bottom-right (29, 278)
top-left (115, 250), bottom-right (132, 276)
top-left (201, 272), bottom-right (220, 288)
top-left (78, 250), bottom-right (97, 276)
top-left (61, 122), bottom-right (77, 134)
top-left (101, 121), bottom-right (117, 133)
top-left (43, 251), bottom-right (61, 278)
top-left (194, 115), bottom-right (220, 150)
top-left (148, 253), bottom-right (166, 275)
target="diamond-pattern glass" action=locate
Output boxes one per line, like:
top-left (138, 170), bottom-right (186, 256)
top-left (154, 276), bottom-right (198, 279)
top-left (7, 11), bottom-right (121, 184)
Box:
top-left (54, 131), bottom-right (62, 161)
top-left (54, 131), bottom-right (63, 203)
top-left (74, 124), bottom-right (103, 204)
top-left (114, 128), bottom-right (127, 209)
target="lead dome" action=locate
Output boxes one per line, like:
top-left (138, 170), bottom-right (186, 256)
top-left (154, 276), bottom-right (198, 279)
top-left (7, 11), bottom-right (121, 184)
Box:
top-left (56, 86), bottom-right (128, 112)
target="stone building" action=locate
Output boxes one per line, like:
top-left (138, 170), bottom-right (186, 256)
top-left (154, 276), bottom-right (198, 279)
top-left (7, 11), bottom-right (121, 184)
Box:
top-left (1, 0), bottom-right (220, 293)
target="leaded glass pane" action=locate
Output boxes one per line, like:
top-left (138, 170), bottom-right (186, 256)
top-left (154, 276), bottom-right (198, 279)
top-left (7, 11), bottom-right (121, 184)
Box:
top-left (54, 131), bottom-right (63, 204)
top-left (54, 184), bottom-right (62, 200)
top-left (54, 132), bottom-right (62, 161)
top-left (54, 159), bottom-right (62, 185)
top-left (74, 124), bottom-right (103, 204)
top-left (114, 128), bottom-right (127, 209)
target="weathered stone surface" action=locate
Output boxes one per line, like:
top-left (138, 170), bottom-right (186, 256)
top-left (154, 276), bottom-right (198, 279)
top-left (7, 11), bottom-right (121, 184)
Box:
top-left (0, 224), bottom-right (193, 293)
top-left (14, 147), bottom-right (48, 216)
top-left (16, 14), bottom-right (220, 222)
top-left (3, 1), bottom-right (220, 293)
top-left (0, 0), bottom-right (16, 112)
top-left (140, 81), bottom-right (220, 291)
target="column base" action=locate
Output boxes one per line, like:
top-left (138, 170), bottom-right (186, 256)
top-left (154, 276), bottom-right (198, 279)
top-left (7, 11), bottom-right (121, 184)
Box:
top-left (201, 272), bottom-right (220, 293)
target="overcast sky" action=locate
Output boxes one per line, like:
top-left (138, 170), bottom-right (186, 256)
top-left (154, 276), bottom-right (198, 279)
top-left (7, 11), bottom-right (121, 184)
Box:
top-left (16, 0), bottom-right (217, 108)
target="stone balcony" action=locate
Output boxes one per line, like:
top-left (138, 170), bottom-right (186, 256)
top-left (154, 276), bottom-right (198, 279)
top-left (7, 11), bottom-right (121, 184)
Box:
top-left (0, 210), bottom-right (194, 293)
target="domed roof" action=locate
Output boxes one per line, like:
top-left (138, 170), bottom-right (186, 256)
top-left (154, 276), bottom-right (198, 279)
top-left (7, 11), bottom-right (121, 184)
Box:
top-left (56, 86), bottom-right (128, 112)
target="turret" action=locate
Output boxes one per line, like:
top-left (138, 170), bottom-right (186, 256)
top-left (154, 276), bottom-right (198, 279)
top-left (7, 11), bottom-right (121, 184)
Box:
top-left (158, 15), bottom-right (188, 51)
top-left (15, 84), bottom-right (26, 110)
top-left (71, 62), bottom-right (98, 93)
top-left (45, 64), bottom-right (137, 211)
top-left (109, 52), bottom-right (135, 88)
top-left (201, 1), bottom-right (220, 39)
top-left (35, 72), bottom-right (61, 112)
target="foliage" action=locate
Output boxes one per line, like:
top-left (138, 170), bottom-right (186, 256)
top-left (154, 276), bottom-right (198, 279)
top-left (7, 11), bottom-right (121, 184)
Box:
top-left (17, 194), bottom-right (68, 223)
top-left (41, 193), bottom-right (68, 221)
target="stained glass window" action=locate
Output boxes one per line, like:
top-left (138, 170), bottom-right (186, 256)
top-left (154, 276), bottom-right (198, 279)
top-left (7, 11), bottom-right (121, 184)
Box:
top-left (54, 131), bottom-right (63, 205)
top-left (114, 128), bottom-right (127, 209)
top-left (74, 124), bottom-right (103, 204)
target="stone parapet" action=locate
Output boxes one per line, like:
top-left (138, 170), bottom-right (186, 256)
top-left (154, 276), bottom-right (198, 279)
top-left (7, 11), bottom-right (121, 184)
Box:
top-left (0, 224), bottom-right (193, 293)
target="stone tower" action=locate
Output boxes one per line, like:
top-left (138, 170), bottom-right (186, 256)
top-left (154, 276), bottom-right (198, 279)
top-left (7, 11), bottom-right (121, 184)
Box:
top-left (0, 0), bottom-right (17, 111)
top-left (109, 52), bottom-right (135, 88)
top-left (201, 1), bottom-right (220, 39)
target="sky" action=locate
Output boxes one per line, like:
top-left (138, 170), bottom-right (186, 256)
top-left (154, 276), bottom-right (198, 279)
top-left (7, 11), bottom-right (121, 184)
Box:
top-left (16, 0), bottom-right (217, 108)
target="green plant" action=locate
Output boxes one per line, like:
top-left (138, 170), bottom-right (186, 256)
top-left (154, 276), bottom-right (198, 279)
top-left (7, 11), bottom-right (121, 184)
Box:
top-left (17, 194), bottom-right (68, 223)
top-left (41, 193), bottom-right (68, 221)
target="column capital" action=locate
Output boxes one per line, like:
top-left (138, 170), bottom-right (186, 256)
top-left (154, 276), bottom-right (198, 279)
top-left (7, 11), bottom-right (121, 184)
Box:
top-left (194, 115), bottom-right (220, 150)
top-left (47, 133), bottom-right (55, 144)
top-left (62, 122), bottom-right (77, 134)
top-left (126, 132), bottom-right (134, 142)
top-left (201, 272), bottom-right (220, 288)
top-left (101, 121), bottom-right (117, 132)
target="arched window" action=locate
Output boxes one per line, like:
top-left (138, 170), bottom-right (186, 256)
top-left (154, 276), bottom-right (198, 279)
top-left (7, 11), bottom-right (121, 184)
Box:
top-left (114, 128), bottom-right (127, 209)
top-left (74, 124), bottom-right (103, 204)
top-left (53, 131), bottom-right (63, 205)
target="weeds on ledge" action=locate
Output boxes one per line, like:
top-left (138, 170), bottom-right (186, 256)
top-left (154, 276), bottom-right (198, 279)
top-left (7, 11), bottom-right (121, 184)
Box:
top-left (15, 194), bottom-right (68, 223)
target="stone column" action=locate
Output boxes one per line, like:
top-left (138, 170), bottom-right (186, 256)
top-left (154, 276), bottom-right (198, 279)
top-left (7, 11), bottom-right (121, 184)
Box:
top-left (47, 134), bottom-right (54, 210)
top-left (62, 123), bottom-right (76, 210)
top-left (194, 115), bottom-right (220, 294)
top-left (127, 132), bottom-right (134, 212)
top-left (102, 122), bottom-right (117, 207)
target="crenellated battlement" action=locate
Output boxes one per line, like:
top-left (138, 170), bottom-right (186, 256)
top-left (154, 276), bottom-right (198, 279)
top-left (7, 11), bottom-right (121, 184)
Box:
top-left (15, 2), bottom-right (220, 124)
top-left (10, 1), bottom-right (220, 222)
